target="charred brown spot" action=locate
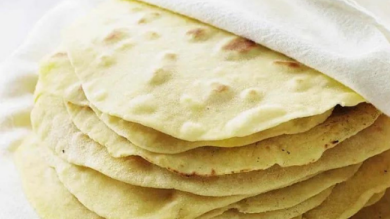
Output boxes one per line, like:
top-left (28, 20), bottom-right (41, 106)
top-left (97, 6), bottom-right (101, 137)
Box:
top-left (165, 167), bottom-right (203, 177)
top-left (223, 38), bottom-right (257, 53)
top-left (274, 60), bottom-right (301, 68)
top-left (324, 144), bottom-right (329, 149)
top-left (210, 169), bottom-right (216, 176)
top-left (331, 140), bottom-right (339, 144)
top-left (184, 171), bottom-right (199, 177)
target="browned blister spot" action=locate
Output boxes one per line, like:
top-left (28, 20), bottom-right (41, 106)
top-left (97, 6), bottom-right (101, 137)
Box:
top-left (144, 31), bottom-right (161, 40)
top-left (211, 82), bottom-right (230, 93)
top-left (186, 28), bottom-right (211, 41)
top-left (148, 67), bottom-right (171, 85)
top-left (240, 88), bottom-right (263, 102)
top-left (104, 29), bottom-right (127, 43)
top-left (162, 52), bottom-right (177, 60)
top-left (247, 89), bottom-right (258, 96)
top-left (274, 60), bottom-right (301, 68)
top-left (138, 12), bottom-right (161, 24)
top-left (214, 84), bottom-right (229, 92)
top-left (187, 28), bottom-right (205, 37)
top-left (138, 18), bottom-right (147, 24)
top-left (223, 38), bottom-right (257, 53)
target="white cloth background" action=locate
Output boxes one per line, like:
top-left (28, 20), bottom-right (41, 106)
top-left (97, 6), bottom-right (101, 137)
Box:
top-left (0, 0), bottom-right (389, 218)
top-left (0, 0), bottom-right (65, 62)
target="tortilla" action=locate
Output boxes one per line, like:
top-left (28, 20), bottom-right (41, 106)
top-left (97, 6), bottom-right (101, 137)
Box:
top-left (229, 164), bottom-right (360, 213)
top-left (35, 51), bottom-right (88, 106)
top-left (31, 94), bottom-right (390, 197)
top-left (37, 52), bottom-right (333, 154)
top-left (13, 136), bottom-right (102, 219)
top-left (364, 191), bottom-right (386, 207)
top-left (304, 149), bottom-right (390, 219)
top-left (95, 104), bottom-right (333, 154)
top-left (46, 148), bottom-right (244, 219)
top-left (351, 189), bottom-right (390, 219)
top-left (64, 0), bottom-right (364, 141)
top-left (204, 188), bottom-right (332, 219)
top-left (67, 101), bottom-right (378, 176)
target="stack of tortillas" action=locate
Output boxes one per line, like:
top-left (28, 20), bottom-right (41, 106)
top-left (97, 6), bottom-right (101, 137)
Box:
top-left (14, 0), bottom-right (390, 218)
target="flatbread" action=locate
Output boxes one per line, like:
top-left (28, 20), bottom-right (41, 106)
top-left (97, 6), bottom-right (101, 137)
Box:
top-left (364, 191), bottom-right (386, 207)
top-left (31, 94), bottom-right (390, 196)
top-left (37, 51), bottom-right (333, 154)
top-left (351, 189), bottom-right (390, 219)
top-left (304, 149), bottom-right (390, 219)
top-left (44, 139), bottom-right (358, 219)
top-left (206, 188), bottom-right (332, 219)
top-left (229, 164), bottom-right (360, 213)
top-left (67, 101), bottom-right (379, 176)
top-left (64, 0), bottom-right (364, 141)
top-left (197, 165), bottom-right (360, 217)
top-left (46, 148), bottom-right (244, 219)
top-left (35, 51), bottom-right (88, 106)
top-left (13, 136), bottom-right (102, 219)
top-left (95, 104), bottom-right (332, 154)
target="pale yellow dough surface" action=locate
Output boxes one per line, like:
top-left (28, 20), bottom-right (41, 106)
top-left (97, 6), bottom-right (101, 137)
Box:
top-left (31, 94), bottom-right (390, 196)
top-left (64, 0), bottom-right (364, 141)
top-left (364, 190), bottom-right (386, 207)
top-left (351, 189), bottom-right (390, 219)
top-left (37, 51), bottom-right (333, 154)
top-left (13, 137), bottom-right (102, 219)
top-left (205, 188), bottom-right (332, 219)
top-left (229, 165), bottom-right (360, 213)
top-left (46, 149), bottom-right (243, 219)
top-left (46, 146), bottom-right (359, 219)
top-left (67, 102), bottom-right (379, 176)
top-left (304, 150), bottom-right (390, 219)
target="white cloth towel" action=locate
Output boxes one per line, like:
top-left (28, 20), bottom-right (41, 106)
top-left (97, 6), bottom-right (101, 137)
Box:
top-left (0, 0), bottom-right (389, 218)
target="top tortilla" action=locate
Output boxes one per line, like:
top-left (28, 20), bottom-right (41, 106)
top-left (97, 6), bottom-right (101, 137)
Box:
top-left (64, 0), bottom-right (364, 141)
